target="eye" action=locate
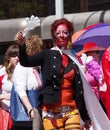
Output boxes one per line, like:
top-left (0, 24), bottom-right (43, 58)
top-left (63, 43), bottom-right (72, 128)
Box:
top-left (95, 51), bottom-right (100, 54)
top-left (64, 31), bottom-right (69, 35)
top-left (12, 55), bottom-right (17, 57)
top-left (55, 32), bottom-right (60, 35)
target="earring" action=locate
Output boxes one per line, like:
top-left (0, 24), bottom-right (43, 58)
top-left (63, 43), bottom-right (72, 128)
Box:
top-left (67, 41), bottom-right (71, 49)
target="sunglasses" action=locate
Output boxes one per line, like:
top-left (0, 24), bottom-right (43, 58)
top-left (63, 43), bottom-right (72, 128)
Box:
top-left (87, 50), bottom-right (100, 54)
top-left (94, 51), bottom-right (100, 54)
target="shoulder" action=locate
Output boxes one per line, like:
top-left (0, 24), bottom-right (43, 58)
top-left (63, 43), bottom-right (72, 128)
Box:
top-left (0, 66), bottom-right (6, 76)
top-left (15, 62), bottom-right (27, 70)
top-left (14, 62), bottom-right (29, 75)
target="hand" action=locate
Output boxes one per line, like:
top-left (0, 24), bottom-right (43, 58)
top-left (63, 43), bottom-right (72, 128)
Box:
top-left (1, 93), bottom-right (11, 100)
top-left (84, 119), bottom-right (92, 129)
top-left (22, 15), bottom-right (40, 37)
top-left (14, 32), bottom-right (25, 46)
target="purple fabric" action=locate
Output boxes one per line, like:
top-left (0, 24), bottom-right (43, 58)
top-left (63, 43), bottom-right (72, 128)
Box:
top-left (85, 59), bottom-right (100, 99)
top-left (86, 59), bottom-right (100, 82)
top-left (73, 23), bottom-right (110, 48)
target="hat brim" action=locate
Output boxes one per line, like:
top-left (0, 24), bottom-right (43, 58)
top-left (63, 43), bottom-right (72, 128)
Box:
top-left (76, 46), bottom-right (105, 56)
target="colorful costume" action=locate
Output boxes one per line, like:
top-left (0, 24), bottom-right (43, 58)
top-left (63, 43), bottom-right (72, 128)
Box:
top-left (19, 45), bottom-right (90, 130)
top-left (19, 45), bottom-right (110, 130)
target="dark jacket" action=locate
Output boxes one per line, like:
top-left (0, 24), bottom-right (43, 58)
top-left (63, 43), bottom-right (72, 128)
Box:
top-left (19, 45), bottom-right (90, 122)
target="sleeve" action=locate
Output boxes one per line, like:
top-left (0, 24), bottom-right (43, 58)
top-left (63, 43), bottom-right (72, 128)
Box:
top-left (19, 45), bottom-right (46, 67)
top-left (13, 63), bottom-right (27, 98)
top-left (73, 62), bottom-right (90, 122)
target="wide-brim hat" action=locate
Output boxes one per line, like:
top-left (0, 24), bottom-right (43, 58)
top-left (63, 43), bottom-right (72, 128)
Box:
top-left (76, 42), bottom-right (105, 56)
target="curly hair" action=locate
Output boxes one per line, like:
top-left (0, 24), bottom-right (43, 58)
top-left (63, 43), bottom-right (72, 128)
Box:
top-left (25, 35), bottom-right (43, 56)
top-left (4, 44), bottom-right (19, 80)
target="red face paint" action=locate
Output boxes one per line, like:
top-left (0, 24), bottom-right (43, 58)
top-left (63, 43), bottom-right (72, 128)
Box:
top-left (54, 24), bottom-right (70, 48)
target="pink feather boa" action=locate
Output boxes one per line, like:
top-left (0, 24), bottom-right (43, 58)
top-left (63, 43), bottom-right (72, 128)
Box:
top-left (86, 59), bottom-right (100, 82)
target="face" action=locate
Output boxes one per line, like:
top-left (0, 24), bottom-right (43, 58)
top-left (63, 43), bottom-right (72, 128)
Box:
top-left (10, 56), bottom-right (19, 68)
top-left (54, 24), bottom-right (70, 48)
top-left (87, 51), bottom-right (100, 61)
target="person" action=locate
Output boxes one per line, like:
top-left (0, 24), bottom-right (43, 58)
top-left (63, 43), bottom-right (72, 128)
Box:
top-left (0, 44), bottom-right (19, 130)
top-left (75, 42), bottom-right (108, 117)
top-left (12, 35), bottom-right (44, 130)
top-left (76, 42), bottom-right (105, 99)
top-left (14, 18), bottom-right (92, 130)
top-left (101, 46), bottom-right (110, 120)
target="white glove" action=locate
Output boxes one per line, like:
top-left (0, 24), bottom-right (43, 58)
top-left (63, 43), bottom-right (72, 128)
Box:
top-left (86, 56), bottom-right (93, 64)
top-left (80, 53), bottom-right (87, 65)
top-left (23, 15), bottom-right (40, 36)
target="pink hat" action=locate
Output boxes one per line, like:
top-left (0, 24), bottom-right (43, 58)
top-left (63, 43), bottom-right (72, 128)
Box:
top-left (76, 42), bottom-right (105, 56)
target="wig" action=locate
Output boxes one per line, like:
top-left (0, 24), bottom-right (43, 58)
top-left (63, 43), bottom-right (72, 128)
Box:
top-left (51, 18), bottom-right (74, 42)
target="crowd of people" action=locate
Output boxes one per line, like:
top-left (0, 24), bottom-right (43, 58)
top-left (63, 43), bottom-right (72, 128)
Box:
top-left (0, 17), bottom-right (110, 130)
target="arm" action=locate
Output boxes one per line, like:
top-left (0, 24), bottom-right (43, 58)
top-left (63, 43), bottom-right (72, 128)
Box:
top-left (19, 45), bottom-right (45, 67)
top-left (20, 95), bottom-right (34, 119)
top-left (0, 74), bottom-right (10, 101)
top-left (73, 62), bottom-right (92, 128)
top-left (0, 93), bottom-right (10, 100)
top-left (13, 63), bottom-right (34, 119)
top-left (14, 31), bottom-right (45, 67)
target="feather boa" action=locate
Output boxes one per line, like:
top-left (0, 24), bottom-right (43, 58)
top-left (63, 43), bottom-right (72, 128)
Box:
top-left (86, 59), bottom-right (100, 82)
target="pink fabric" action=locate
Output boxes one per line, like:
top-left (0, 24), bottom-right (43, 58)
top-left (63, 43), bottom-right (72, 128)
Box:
top-left (86, 59), bottom-right (100, 99)
top-left (0, 75), bottom-right (5, 89)
top-left (86, 59), bottom-right (100, 82)
top-left (33, 68), bottom-right (42, 89)
top-left (0, 108), bottom-right (12, 130)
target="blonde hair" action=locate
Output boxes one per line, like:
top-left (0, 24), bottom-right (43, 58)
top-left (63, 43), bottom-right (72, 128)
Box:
top-left (25, 35), bottom-right (43, 56)
top-left (4, 44), bottom-right (19, 80)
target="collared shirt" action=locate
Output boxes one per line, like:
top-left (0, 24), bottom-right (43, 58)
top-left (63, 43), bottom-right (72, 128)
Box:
top-left (51, 46), bottom-right (65, 55)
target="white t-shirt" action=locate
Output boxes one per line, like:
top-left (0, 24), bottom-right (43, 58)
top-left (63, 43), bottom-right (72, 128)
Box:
top-left (13, 62), bottom-right (40, 98)
top-left (0, 66), bottom-right (13, 111)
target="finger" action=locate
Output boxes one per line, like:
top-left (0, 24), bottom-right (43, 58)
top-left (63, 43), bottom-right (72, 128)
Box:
top-left (30, 15), bottom-right (34, 22)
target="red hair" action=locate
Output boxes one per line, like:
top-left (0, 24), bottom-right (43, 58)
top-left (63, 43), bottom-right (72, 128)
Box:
top-left (51, 18), bottom-right (74, 41)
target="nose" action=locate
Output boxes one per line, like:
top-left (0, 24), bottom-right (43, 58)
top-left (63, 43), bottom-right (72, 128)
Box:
top-left (15, 56), bottom-right (19, 61)
top-left (59, 32), bottom-right (64, 37)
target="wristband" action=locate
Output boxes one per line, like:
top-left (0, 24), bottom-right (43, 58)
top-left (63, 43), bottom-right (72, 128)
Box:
top-left (28, 108), bottom-right (34, 117)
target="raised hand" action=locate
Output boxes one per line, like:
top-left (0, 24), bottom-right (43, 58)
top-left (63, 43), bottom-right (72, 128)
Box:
top-left (14, 32), bottom-right (25, 46)
top-left (22, 15), bottom-right (40, 37)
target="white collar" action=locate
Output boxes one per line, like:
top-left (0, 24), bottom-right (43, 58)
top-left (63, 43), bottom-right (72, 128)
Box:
top-left (51, 46), bottom-right (66, 54)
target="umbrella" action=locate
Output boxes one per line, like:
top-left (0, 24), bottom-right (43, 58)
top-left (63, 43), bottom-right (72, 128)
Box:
top-left (72, 23), bottom-right (110, 48)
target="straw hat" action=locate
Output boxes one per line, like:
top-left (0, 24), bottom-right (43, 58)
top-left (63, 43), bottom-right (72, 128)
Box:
top-left (76, 42), bottom-right (105, 56)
